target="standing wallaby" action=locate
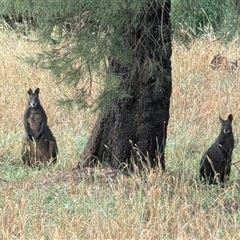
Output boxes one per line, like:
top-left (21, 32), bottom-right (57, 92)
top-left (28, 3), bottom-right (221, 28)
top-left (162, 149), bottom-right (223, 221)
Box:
top-left (200, 114), bottom-right (234, 184)
top-left (22, 88), bottom-right (58, 166)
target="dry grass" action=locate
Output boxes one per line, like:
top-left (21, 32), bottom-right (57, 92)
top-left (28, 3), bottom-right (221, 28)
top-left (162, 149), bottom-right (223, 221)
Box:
top-left (1, 27), bottom-right (240, 239)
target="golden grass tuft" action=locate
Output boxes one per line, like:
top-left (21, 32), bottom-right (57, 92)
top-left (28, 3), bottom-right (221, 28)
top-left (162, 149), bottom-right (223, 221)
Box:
top-left (1, 29), bottom-right (240, 239)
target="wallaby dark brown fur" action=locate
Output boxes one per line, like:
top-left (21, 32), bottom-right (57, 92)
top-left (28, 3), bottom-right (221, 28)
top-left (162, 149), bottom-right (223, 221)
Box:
top-left (200, 114), bottom-right (234, 185)
top-left (22, 88), bottom-right (58, 166)
top-left (210, 54), bottom-right (240, 71)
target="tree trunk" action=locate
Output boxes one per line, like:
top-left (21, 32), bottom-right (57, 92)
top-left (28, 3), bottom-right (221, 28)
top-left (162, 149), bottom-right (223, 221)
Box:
top-left (76, 0), bottom-right (172, 171)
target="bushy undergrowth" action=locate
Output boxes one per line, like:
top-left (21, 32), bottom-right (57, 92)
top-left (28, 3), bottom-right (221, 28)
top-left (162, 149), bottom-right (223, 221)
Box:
top-left (0, 29), bottom-right (240, 239)
top-left (171, 0), bottom-right (240, 42)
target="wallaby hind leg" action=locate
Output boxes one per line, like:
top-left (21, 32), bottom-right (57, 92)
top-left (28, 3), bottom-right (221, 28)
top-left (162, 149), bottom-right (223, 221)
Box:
top-left (50, 140), bottom-right (58, 163)
top-left (22, 143), bottom-right (31, 166)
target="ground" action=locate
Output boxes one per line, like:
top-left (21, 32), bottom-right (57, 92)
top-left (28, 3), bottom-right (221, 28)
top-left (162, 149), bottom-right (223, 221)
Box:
top-left (1, 30), bottom-right (240, 238)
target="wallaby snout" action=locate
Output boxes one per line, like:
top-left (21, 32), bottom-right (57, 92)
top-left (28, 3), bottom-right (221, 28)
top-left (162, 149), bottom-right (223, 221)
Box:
top-left (223, 128), bottom-right (230, 134)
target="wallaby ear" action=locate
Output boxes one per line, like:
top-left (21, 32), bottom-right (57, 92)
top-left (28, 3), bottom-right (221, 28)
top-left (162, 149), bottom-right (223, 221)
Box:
top-left (27, 88), bottom-right (33, 95)
top-left (219, 116), bottom-right (224, 124)
top-left (228, 114), bottom-right (233, 122)
top-left (34, 88), bottom-right (40, 95)
top-left (214, 53), bottom-right (220, 59)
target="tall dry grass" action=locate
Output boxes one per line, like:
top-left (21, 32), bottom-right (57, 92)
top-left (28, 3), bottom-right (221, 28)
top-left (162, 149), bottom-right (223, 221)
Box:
top-left (0, 27), bottom-right (240, 239)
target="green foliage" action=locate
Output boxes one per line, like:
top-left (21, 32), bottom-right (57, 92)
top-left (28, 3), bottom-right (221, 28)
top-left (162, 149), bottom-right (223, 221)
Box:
top-left (0, 0), bottom-right (172, 111)
top-left (171, 0), bottom-right (240, 41)
top-left (1, 0), bottom-right (157, 110)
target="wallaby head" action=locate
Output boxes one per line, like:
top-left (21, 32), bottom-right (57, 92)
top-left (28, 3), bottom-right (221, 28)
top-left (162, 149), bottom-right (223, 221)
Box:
top-left (27, 88), bottom-right (40, 108)
top-left (219, 114), bottom-right (233, 135)
top-left (212, 53), bottom-right (221, 61)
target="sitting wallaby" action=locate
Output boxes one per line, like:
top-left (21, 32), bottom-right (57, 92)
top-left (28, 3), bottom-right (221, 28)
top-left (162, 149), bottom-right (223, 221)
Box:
top-left (200, 114), bottom-right (234, 184)
top-left (210, 54), bottom-right (240, 71)
top-left (22, 88), bottom-right (58, 166)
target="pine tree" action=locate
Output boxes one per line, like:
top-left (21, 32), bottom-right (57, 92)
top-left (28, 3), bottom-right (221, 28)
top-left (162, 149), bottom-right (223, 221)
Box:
top-left (79, 1), bottom-right (172, 171)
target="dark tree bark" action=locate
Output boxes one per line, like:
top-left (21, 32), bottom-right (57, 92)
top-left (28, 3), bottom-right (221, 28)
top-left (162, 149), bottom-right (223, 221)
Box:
top-left (76, 0), bottom-right (172, 171)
